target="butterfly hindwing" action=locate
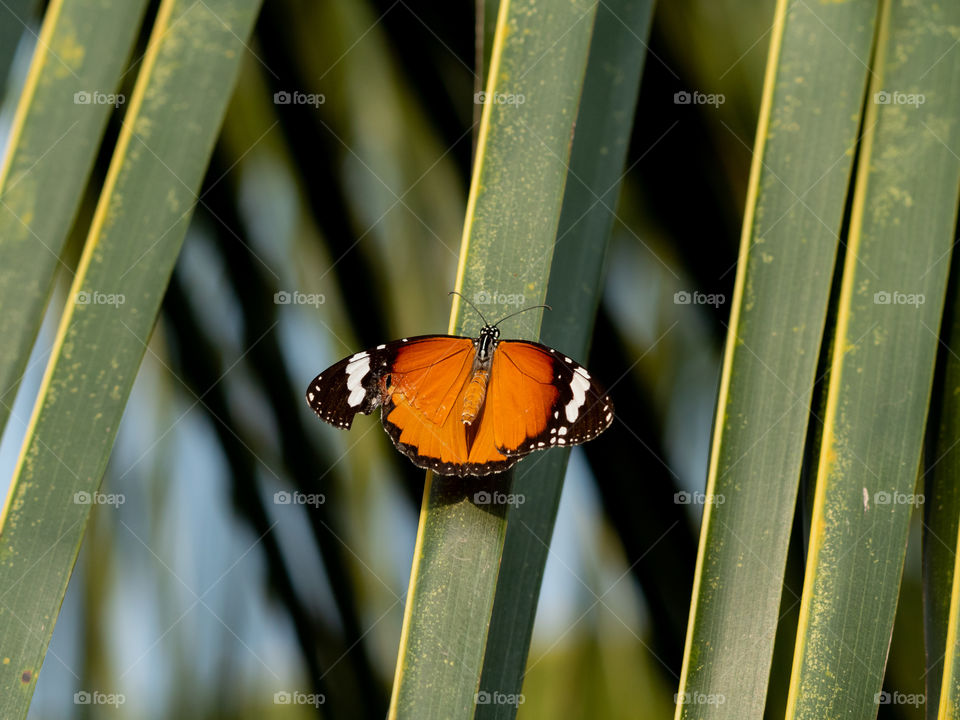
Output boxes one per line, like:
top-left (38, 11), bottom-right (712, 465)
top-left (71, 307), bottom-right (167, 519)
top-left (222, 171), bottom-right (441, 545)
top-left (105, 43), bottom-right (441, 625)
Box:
top-left (491, 341), bottom-right (614, 457)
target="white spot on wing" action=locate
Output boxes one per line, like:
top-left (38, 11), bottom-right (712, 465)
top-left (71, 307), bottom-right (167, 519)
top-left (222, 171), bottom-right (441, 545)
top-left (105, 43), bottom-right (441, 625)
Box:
top-left (377, 344), bottom-right (386, 349)
top-left (345, 355), bottom-right (371, 407)
top-left (564, 372), bottom-right (590, 423)
top-left (575, 366), bottom-right (590, 380)
top-left (558, 426), bottom-right (567, 436)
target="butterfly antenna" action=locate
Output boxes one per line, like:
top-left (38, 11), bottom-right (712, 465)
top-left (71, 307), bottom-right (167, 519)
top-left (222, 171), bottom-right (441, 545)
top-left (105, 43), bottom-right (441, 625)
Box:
top-left (449, 291), bottom-right (491, 326)
top-left (493, 304), bottom-right (552, 328)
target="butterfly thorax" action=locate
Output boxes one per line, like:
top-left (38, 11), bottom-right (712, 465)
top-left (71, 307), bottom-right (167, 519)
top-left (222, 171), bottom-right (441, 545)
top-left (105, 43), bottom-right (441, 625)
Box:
top-left (462, 325), bottom-right (500, 425)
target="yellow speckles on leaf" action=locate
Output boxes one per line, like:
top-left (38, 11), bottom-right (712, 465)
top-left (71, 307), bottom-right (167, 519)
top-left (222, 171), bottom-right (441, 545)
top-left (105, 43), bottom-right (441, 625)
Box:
top-left (822, 443), bottom-right (837, 475)
top-left (3, 176), bottom-right (38, 231)
top-left (166, 188), bottom-right (180, 214)
top-left (871, 324), bottom-right (887, 347)
top-left (888, 186), bottom-right (913, 208)
top-left (761, 252), bottom-right (774, 264)
top-left (104, 191), bottom-right (124, 230)
top-left (51, 28), bottom-right (86, 77)
top-left (135, 115), bottom-right (154, 141)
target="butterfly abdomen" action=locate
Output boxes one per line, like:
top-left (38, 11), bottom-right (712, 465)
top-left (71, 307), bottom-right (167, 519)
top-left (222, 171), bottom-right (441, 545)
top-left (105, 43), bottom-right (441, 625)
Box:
top-left (461, 368), bottom-right (490, 425)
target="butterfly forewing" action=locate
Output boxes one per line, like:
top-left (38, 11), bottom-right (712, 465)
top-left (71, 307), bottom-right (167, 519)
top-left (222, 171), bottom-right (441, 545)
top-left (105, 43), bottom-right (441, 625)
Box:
top-left (306, 335), bottom-right (461, 430)
top-left (379, 337), bottom-right (478, 474)
top-left (306, 347), bottom-right (390, 429)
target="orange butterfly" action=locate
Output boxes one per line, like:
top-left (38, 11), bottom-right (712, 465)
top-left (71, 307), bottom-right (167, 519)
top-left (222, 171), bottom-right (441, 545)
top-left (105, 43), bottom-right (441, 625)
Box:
top-left (306, 297), bottom-right (613, 476)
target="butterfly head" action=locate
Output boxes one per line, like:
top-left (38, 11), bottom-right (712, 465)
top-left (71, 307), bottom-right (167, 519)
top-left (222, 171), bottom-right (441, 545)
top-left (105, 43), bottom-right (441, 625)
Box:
top-left (476, 325), bottom-right (500, 362)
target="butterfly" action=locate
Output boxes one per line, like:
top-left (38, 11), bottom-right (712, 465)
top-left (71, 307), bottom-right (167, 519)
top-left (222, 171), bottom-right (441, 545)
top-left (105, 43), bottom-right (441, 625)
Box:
top-left (305, 295), bottom-right (614, 477)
